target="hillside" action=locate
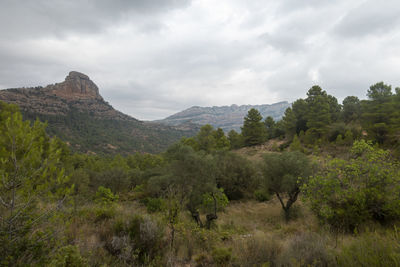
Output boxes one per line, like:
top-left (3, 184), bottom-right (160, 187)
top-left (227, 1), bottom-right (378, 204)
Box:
top-left (157, 102), bottom-right (290, 132)
top-left (0, 71), bottom-right (198, 154)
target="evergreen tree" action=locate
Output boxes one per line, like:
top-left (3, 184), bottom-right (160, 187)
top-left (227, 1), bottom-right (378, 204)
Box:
top-left (241, 108), bottom-right (267, 146)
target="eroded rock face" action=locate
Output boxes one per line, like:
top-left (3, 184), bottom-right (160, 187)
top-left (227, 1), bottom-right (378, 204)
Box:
top-left (49, 71), bottom-right (103, 100)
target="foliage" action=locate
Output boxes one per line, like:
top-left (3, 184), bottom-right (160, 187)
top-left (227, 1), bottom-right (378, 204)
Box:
top-left (254, 189), bottom-right (271, 202)
top-left (241, 108), bottom-right (267, 146)
top-left (0, 103), bottom-right (72, 265)
top-left (211, 247), bottom-right (232, 266)
top-left (227, 129), bottom-right (243, 149)
top-left (23, 108), bottom-right (197, 155)
top-left (261, 151), bottom-right (312, 220)
top-left (281, 86), bottom-right (340, 140)
top-left (111, 215), bottom-right (166, 265)
top-left (289, 134), bottom-right (302, 152)
top-left (48, 245), bottom-right (89, 267)
top-left (148, 144), bottom-right (221, 227)
top-left (181, 124), bottom-right (230, 153)
top-left (201, 188), bottom-right (229, 214)
top-left (95, 186), bottom-right (119, 205)
top-left (302, 140), bottom-right (400, 232)
top-left (342, 96), bottom-right (361, 123)
top-left (143, 197), bottom-right (165, 213)
top-left (214, 152), bottom-right (259, 200)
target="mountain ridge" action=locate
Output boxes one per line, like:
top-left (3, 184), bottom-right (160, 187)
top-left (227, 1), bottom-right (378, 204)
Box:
top-left (157, 101), bottom-right (290, 132)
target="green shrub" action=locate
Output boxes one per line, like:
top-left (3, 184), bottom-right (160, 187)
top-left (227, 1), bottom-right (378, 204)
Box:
top-left (110, 215), bottom-right (166, 265)
top-left (211, 247), bottom-right (232, 266)
top-left (254, 189), bottom-right (271, 202)
top-left (302, 140), bottom-right (400, 232)
top-left (95, 186), bottom-right (119, 205)
top-left (48, 245), bottom-right (88, 267)
top-left (94, 206), bottom-right (116, 222)
top-left (142, 197), bottom-right (165, 213)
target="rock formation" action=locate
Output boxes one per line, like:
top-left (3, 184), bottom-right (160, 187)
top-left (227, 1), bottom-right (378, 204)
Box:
top-left (49, 71), bottom-right (103, 100)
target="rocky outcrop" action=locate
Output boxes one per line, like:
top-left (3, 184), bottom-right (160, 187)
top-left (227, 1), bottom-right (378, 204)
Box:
top-left (0, 71), bottom-right (130, 120)
top-left (157, 102), bottom-right (291, 132)
top-left (49, 71), bottom-right (103, 100)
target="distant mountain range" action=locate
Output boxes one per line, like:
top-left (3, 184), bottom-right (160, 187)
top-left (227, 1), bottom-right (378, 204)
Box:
top-left (0, 71), bottom-right (198, 154)
top-left (157, 102), bottom-right (290, 132)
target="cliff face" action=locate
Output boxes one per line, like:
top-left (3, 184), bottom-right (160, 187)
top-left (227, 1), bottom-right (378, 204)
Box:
top-left (49, 71), bottom-right (103, 100)
top-left (0, 72), bottom-right (196, 154)
top-left (157, 102), bottom-right (291, 132)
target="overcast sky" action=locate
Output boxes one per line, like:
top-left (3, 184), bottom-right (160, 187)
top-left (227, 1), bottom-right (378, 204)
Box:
top-left (1, 0), bottom-right (400, 120)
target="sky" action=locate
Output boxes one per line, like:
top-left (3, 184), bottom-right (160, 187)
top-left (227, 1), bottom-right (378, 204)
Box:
top-left (1, 0), bottom-right (400, 120)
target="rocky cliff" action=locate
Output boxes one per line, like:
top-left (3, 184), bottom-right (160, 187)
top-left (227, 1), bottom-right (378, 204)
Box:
top-left (157, 102), bottom-right (290, 132)
top-left (0, 72), bottom-right (197, 154)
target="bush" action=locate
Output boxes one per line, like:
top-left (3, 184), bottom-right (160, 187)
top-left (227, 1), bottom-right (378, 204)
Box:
top-left (211, 247), bottom-right (232, 266)
top-left (302, 140), bottom-right (400, 232)
top-left (95, 186), bottom-right (119, 205)
top-left (254, 189), bottom-right (271, 202)
top-left (142, 197), bottom-right (165, 213)
top-left (94, 206), bottom-right (116, 222)
top-left (110, 215), bottom-right (166, 265)
top-left (48, 245), bottom-right (88, 267)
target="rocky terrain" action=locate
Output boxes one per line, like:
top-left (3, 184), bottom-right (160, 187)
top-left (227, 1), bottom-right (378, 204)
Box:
top-left (0, 71), bottom-right (197, 154)
top-left (157, 102), bottom-right (290, 132)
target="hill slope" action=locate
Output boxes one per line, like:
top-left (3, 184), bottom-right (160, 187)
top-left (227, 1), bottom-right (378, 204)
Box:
top-left (157, 102), bottom-right (290, 132)
top-left (0, 71), bottom-right (197, 154)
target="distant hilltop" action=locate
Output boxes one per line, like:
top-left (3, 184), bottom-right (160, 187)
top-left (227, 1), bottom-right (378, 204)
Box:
top-left (156, 102), bottom-right (290, 132)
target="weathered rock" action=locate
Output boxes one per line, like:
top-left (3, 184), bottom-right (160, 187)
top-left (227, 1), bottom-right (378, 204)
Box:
top-left (49, 71), bottom-right (102, 100)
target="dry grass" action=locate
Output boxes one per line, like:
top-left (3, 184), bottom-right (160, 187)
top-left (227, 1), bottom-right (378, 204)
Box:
top-left (218, 199), bottom-right (318, 236)
top-left (234, 139), bottom-right (286, 161)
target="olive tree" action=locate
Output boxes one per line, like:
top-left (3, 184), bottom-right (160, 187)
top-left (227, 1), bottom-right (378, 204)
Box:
top-left (148, 144), bottom-right (228, 229)
top-left (261, 151), bottom-right (311, 221)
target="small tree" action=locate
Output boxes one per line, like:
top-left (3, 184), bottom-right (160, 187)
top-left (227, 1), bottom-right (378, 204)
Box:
top-left (261, 151), bottom-right (311, 221)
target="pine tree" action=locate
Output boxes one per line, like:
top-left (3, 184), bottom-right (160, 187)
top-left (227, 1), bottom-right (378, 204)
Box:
top-left (241, 108), bottom-right (267, 146)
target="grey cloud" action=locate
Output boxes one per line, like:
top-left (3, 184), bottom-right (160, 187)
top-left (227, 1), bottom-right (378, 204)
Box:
top-left (334, 0), bottom-right (400, 38)
top-left (0, 0), bottom-right (191, 40)
top-left (1, 0), bottom-right (400, 120)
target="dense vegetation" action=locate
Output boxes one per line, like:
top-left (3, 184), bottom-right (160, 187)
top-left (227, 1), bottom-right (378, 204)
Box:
top-left (2, 81), bottom-right (400, 266)
top-left (23, 109), bottom-right (198, 155)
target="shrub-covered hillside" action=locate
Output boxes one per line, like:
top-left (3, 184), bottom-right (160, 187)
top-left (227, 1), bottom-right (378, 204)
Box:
top-left (2, 82), bottom-right (400, 266)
